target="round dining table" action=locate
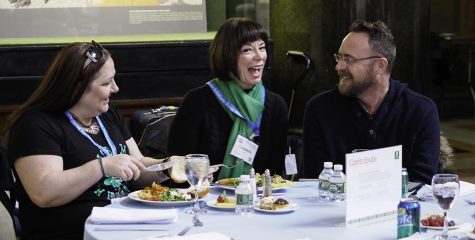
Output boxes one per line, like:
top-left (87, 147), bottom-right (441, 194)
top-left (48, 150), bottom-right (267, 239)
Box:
top-left (84, 181), bottom-right (475, 240)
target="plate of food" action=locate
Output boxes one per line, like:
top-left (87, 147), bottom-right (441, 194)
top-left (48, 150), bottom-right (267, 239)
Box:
top-left (206, 191), bottom-right (236, 210)
top-left (254, 197), bottom-right (299, 213)
top-left (420, 214), bottom-right (462, 230)
top-left (216, 174), bottom-right (295, 191)
top-left (128, 182), bottom-right (192, 207)
top-left (207, 200), bottom-right (236, 210)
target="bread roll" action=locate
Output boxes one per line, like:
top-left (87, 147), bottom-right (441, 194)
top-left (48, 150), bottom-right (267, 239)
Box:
top-left (169, 157), bottom-right (187, 183)
top-left (272, 198), bottom-right (289, 210)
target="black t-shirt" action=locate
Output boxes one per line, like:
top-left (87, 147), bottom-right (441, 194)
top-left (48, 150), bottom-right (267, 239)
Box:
top-left (8, 104), bottom-right (132, 240)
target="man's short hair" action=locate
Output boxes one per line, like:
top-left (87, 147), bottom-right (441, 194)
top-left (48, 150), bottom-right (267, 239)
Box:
top-left (349, 19), bottom-right (396, 73)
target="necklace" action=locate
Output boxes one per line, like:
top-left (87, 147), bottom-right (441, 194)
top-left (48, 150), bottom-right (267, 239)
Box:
top-left (70, 113), bottom-right (100, 134)
top-left (82, 123), bottom-right (100, 134)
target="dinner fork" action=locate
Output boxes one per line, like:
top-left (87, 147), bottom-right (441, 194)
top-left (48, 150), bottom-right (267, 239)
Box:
top-left (212, 161), bottom-right (242, 169)
top-left (176, 226), bottom-right (192, 236)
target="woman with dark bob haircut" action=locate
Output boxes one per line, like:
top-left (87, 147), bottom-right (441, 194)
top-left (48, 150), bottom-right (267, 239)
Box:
top-left (4, 41), bottom-right (182, 240)
top-left (168, 17), bottom-right (288, 180)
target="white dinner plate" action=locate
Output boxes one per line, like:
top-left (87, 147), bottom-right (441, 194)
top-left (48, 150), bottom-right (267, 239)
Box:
top-left (420, 217), bottom-right (463, 230)
top-left (127, 190), bottom-right (192, 207)
top-left (256, 181), bottom-right (295, 191)
top-left (254, 203), bottom-right (299, 213)
top-left (206, 200), bottom-right (235, 210)
top-left (214, 185), bottom-right (238, 192)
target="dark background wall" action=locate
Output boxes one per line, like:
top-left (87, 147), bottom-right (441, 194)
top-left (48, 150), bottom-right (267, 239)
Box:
top-left (270, 0), bottom-right (440, 130)
top-left (0, 41), bottom-right (214, 127)
top-left (0, 0), bottom-right (474, 130)
top-left (0, 42), bottom-right (213, 105)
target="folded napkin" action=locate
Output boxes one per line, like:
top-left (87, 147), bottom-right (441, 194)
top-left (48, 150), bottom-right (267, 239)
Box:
top-left (415, 181), bottom-right (475, 202)
top-left (415, 185), bottom-right (434, 202)
top-left (460, 181), bottom-right (475, 197)
top-left (110, 196), bottom-right (128, 204)
top-left (137, 231), bottom-right (232, 240)
top-left (90, 207), bottom-right (177, 224)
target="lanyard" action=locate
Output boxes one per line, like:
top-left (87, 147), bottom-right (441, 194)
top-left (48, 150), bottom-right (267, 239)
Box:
top-left (207, 81), bottom-right (265, 137)
top-left (64, 112), bottom-right (117, 157)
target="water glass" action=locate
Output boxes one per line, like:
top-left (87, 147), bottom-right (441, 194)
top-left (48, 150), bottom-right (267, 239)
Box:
top-left (431, 174), bottom-right (460, 240)
top-left (184, 154), bottom-right (209, 226)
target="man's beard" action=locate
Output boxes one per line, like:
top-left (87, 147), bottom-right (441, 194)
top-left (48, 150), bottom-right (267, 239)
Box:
top-left (337, 71), bottom-right (375, 97)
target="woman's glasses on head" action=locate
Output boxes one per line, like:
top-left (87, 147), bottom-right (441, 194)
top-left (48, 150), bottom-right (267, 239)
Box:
top-left (83, 40), bottom-right (105, 69)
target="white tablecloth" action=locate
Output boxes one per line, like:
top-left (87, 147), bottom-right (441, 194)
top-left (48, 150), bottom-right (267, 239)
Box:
top-left (84, 181), bottom-right (475, 240)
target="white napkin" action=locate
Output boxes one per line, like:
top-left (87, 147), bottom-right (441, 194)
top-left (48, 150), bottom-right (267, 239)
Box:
top-left (137, 231), bottom-right (232, 240)
top-left (460, 181), bottom-right (475, 197)
top-left (415, 185), bottom-right (434, 202)
top-left (415, 181), bottom-right (475, 202)
top-left (90, 207), bottom-right (177, 224)
top-left (110, 196), bottom-right (128, 204)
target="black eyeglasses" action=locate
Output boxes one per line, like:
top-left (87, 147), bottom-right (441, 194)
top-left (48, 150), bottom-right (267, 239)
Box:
top-left (83, 40), bottom-right (105, 69)
top-left (333, 53), bottom-right (382, 64)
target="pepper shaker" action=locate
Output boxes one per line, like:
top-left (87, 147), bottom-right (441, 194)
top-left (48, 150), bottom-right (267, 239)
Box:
top-left (263, 169), bottom-right (272, 197)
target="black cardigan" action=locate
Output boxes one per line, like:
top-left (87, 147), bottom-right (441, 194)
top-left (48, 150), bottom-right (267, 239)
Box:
top-left (168, 85), bottom-right (289, 178)
top-left (303, 79), bottom-right (440, 184)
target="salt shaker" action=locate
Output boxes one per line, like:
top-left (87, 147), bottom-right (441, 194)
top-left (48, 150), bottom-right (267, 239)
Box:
top-left (263, 169), bottom-right (272, 197)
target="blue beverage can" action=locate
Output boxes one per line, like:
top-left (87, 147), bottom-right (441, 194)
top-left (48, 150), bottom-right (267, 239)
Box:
top-left (397, 198), bottom-right (420, 239)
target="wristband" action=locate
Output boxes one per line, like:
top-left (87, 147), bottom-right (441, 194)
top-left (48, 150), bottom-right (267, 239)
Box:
top-left (98, 158), bottom-right (106, 177)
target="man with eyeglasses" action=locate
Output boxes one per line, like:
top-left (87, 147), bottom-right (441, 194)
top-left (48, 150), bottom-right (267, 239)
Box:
top-left (303, 20), bottom-right (440, 184)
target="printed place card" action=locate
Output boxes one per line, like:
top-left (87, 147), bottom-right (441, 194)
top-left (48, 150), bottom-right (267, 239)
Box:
top-left (345, 145), bottom-right (402, 227)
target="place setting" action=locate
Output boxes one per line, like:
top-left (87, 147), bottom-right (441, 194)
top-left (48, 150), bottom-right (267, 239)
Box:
top-left (204, 189), bottom-right (299, 214)
top-left (415, 174), bottom-right (475, 240)
top-left (206, 191), bottom-right (236, 211)
top-left (214, 173), bottom-right (295, 192)
top-left (254, 196), bottom-right (299, 214)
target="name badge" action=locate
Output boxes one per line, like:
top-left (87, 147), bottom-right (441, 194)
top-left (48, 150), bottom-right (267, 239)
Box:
top-left (285, 154), bottom-right (298, 175)
top-left (230, 135), bottom-right (258, 165)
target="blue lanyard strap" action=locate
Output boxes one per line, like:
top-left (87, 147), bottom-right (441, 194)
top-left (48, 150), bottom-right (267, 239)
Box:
top-left (64, 112), bottom-right (117, 157)
top-left (207, 81), bottom-right (265, 137)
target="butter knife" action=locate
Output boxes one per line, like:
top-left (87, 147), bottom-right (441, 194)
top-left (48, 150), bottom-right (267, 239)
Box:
top-left (143, 160), bottom-right (175, 172)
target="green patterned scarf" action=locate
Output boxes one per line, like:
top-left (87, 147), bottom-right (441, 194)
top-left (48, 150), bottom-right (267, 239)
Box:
top-left (207, 78), bottom-right (265, 179)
